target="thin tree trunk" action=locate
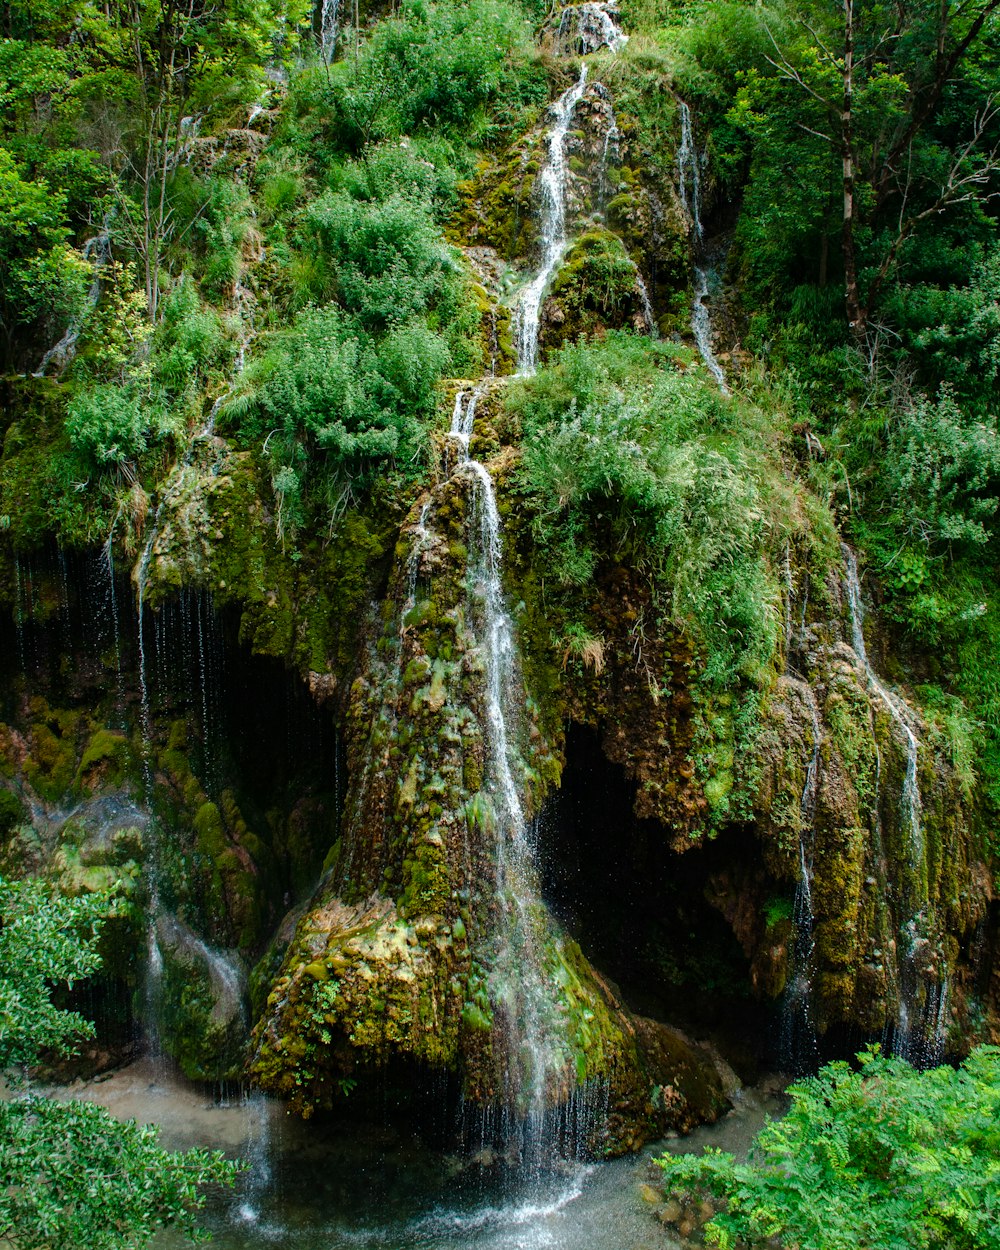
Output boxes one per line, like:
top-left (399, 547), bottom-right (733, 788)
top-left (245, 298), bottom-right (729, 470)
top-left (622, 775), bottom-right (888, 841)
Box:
top-left (841, 0), bottom-right (864, 335)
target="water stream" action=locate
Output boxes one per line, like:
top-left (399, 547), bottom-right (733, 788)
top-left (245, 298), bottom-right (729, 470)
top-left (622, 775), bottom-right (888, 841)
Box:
top-left (557, 3), bottom-right (629, 55)
top-left (842, 547), bottom-right (948, 1062)
top-left (512, 65), bottom-right (590, 376)
top-left (447, 385), bottom-right (580, 1162)
top-left (676, 103), bottom-right (729, 393)
top-left (320, 0), bottom-right (340, 62)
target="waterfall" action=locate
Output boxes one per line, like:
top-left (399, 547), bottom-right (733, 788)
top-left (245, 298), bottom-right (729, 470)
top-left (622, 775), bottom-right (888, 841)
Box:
top-left (677, 103), bottom-right (702, 244)
top-left (780, 682), bottom-right (821, 1072)
top-left (34, 215), bottom-right (113, 378)
top-left (448, 386), bottom-right (569, 1154)
top-left (843, 550), bottom-right (922, 861)
top-left (676, 103), bottom-right (729, 393)
top-left (633, 271), bottom-right (656, 334)
top-left (320, 0), bottom-right (340, 62)
top-left (512, 65), bottom-right (589, 376)
top-left (557, 3), bottom-right (629, 54)
top-left (842, 547), bottom-right (948, 1062)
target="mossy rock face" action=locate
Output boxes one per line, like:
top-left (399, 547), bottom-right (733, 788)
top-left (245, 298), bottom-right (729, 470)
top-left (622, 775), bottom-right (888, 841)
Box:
top-left (250, 408), bottom-right (721, 1148)
top-left (539, 229), bottom-right (651, 354)
top-left (746, 556), bottom-right (983, 1048)
top-left (153, 912), bottom-right (247, 1082)
top-left (133, 436), bottom-right (397, 678)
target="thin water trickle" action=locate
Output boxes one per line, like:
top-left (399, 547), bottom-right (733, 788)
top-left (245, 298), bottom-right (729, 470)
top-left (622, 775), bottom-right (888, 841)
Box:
top-left (842, 546), bottom-right (948, 1062)
top-left (677, 104), bottom-right (729, 393)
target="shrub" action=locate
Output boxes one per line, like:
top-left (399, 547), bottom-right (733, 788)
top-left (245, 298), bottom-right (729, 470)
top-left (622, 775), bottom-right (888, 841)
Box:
top-left (657, 1046), bottom-right (1000, 1250)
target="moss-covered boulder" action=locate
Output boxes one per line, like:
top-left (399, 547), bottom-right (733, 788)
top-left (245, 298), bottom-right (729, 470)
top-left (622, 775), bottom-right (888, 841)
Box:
top-left (153, 912), bottom-right (247, 1082)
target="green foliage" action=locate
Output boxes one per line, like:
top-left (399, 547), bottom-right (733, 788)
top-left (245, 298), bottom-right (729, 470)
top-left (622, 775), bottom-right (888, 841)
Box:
top-left (312, 0), bottom-right (536, 151)
top-left (0, 150), bottom-right (87, 368)
top-left (513, 333), bottom-right (780, 692)
top-left (0, 876), bottom-right (237, 1248)
top-left (0, 1097), bottom-right (236, 1250)
top-left (0, 877), bottom-right (107, 1069)
top-left (657, 1046), bottom-right (1000, 1250)
top-left (886, 387), bottom-right (1000, 550)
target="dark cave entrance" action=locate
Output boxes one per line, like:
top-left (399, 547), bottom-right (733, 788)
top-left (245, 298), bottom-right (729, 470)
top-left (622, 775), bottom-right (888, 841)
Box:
top-left (539, 723), bottom-right (771, 1076)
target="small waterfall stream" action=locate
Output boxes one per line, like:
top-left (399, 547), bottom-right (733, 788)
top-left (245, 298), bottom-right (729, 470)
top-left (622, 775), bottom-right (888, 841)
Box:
top-left (842, 548), bottom-right (948, 1062)
top-left (557, 2), bottom-right (629, 54)
top-left (512, 65), bottom-right (590, 376)
top-left (676, 103), bottom-right (729, 393)
top-left (320, 0), bottom-right (340, 63)
top-left (449, 388), bottom-right (557, 1142)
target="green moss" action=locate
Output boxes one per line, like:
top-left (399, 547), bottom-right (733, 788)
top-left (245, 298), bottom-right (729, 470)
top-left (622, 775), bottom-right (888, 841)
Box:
top-left (76, 729), bottom-right (133, 791)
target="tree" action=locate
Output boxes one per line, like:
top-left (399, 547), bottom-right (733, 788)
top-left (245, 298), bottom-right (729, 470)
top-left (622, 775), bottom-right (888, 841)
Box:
top-left (656, 1045), bottom-right (1000, 1250)
top-left (0, 876), bottom-right (237, 1250)
top-left (733, 0), bottom-right (1000, 336)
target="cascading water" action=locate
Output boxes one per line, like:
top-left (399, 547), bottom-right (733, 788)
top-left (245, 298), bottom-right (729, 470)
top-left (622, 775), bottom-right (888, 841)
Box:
top-left (320, 0), bottom-right (340, 62)
top-left (445, 387), bottom-right (604, 1169)
top-left (676, 103), bottom-right (729, 393)
top-left (556, 3), bottom-right (628, 55)
top-left (779, 682), bottom-right (821, 1073)
top-left (512, 65), bottom-right (590, 376)
top-left (842, 547), bottom-right (948, 1062)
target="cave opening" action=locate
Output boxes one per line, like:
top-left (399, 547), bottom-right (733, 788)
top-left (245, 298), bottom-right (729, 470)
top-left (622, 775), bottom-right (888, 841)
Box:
top-left (539, 723), bottom-right (771, 1077)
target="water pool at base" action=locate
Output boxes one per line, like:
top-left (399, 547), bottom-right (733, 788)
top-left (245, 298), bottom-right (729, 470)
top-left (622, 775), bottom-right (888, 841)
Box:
top-left (71, 1062), bottom-right (786, 1250)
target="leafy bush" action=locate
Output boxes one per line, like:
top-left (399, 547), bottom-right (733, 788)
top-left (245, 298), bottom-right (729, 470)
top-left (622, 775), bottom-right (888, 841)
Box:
top-left (886, 387), bottom-right (1000, 550)
top-left (65, 383), bottom-right (165, 465)
top-left (657, 1046), bottom-right (1000, 1250)
top-left (0, 877), bottom-right (238, 1250)
top-left (513, 334), bottom-right (779, 691)
top-left (317, 0), bottom-right (536, 151)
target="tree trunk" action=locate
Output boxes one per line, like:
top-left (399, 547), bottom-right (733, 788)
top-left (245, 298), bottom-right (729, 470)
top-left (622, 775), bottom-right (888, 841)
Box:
top-left (841, 0), bottom-right (865, 336)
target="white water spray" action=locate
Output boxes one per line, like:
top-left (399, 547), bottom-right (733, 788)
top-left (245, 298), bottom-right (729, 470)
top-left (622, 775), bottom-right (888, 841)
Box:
top-left (320, 0), bottom-right (340, 62)
top-left (557, 3), bottom-right (628, 55)
top-left (448, 387), bottom-right (567, 1147)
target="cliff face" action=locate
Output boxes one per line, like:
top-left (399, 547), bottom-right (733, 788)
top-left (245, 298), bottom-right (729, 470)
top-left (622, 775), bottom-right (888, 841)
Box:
top-left (0, 0), bottom-right (996, 1159)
